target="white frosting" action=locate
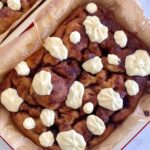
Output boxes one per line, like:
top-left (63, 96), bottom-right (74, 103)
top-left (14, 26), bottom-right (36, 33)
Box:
top-left (86, 3), bottom-right (98, 14)
top-left (83, 16), bottom-right (108, 43)
top-left (70, 31), bottom-right (81, 44)
top-left (40, 109), bottom-right (55, 127)
top-left (23, 117), bottom-right (36, 130)
top-left (44, 37), bottom-right (68, 61)
top-left (7, 0), bottom-right (21, 11)
top-left (97, 88), bottom-right (123, 111)
top-left (108, 54), bottom-right (121, 65)
top-left (66, 81), bottom-right (84, 109)
top-left (1, 88), bottom-right (24, 112)
top-left (0, 1), bottom-right (4, 9)
top-left (39, 131), bottom-right (54, 147)
top-left (114, 30), bottom-right (128, 48)
top-left (86, 115), bottom-right (106, 135)
top-left (56, 130), bottom-right (86, 150)
top-left (83, 102), bottom-right (94, 114)
top-left (32, 70), bottom-right (53, 96)
top-left (125, 50), bottom-right (150, 76)
top-left (82, 56), bottom-right (103, 74)
top-left (15, 61), bottom-right (30, 76)
top-left (125, 80), bottom-right (139, 96)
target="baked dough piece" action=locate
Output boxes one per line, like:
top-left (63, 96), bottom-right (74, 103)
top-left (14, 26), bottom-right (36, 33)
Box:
top-left (0, 3), bottom-right (149, 150)
top-left (0, 0), bottom-right (37, 34)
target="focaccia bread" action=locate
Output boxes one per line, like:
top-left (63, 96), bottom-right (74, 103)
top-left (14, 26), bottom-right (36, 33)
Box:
top-left (0, 0), bottom-right (38, 34)
top-left (0, 2), bottom-right (150, 150)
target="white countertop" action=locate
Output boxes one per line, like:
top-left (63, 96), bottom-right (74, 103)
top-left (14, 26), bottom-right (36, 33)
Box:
top-left (139, 0), bottom-right (150, 18)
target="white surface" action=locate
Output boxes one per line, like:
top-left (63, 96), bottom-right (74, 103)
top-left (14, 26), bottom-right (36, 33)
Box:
top-left (0, 137), bottom-right (12, 150)
top-left (124, 123), bottom-right (150, 150)
top-left (139, 0), bottom-right (150, 18)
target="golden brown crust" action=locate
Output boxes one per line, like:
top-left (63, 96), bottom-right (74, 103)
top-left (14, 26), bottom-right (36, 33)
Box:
top-left (0, 8), bottom-right (23, 34)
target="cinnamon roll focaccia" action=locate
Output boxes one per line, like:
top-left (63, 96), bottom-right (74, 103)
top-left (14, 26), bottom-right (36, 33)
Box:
top-left (0, 0), bottom-right (38, 34)
top-left (0, 2), bottom-right (150, 150)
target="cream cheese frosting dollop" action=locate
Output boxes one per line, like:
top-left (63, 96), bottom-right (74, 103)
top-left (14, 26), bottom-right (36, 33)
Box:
top-left (32, 70), bottom-right (53, 96)
top-left (97, 88), bottom-right (123, 111)
top-left (114, 30), bottom-right (128, 48)
top-left (108, 54), bottom-right (121, 66)
top-left (1, 88), bottom-right (24, 112)
top-left (83, 16), bottom-right (108, 43)
top-left (0, 1), bottom-right (4, 9)
top-left (83, 102), bottom-right (94, 114)
top-left (66, 81), bottom-right (84, 109)
top-left (44, 37), bottom-right (68, 61)
top-left (56, 130), bottom-right (86, 150)
top-left (40, 109), bottom-right (55, 127)
top-left (82, 56), bottom-right (103, 74)
top-left (7, 0), bottom-right (21, 11)
top-left (70, 31), bottom-right (81, 44)
top-left (125, 80), bottom-right (139, 96)
top-left (125, 50), bottom-right (150, 76)
top-left (86, 115), bottom-right (106, 135)
top-left (23, 117), bottom-right (36, 130)
top-left (15, 61), bottom-right (30, 76)
top-left (86, 3), bottom-right (98, 14)
top-left (39, 131), bottom-right (54, 147)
